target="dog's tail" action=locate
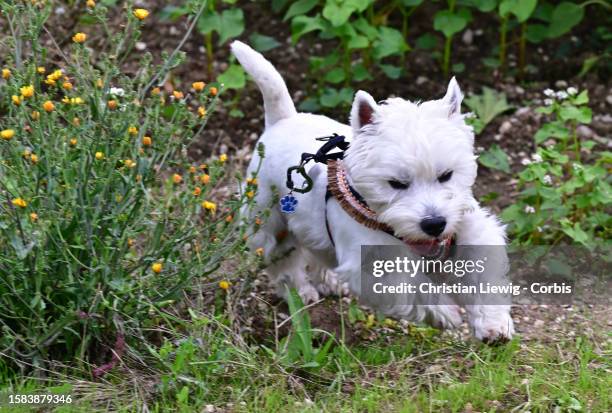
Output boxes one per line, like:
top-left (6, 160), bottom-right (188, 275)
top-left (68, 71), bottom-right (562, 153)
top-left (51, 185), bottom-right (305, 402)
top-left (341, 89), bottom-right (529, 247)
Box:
top-left (230, 41), bottom-right (297, 128)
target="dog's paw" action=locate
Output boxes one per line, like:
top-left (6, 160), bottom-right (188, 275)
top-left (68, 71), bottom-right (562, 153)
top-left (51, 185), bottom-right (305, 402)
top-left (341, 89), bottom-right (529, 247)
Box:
top-left (426, 304), bottom-right (463, 330)
top-left (316, 271), bottom-right (349, 297)
top-left (297, 284), bottom-right (320, 304)
top-left (471, 310), bottom-right (515, 344)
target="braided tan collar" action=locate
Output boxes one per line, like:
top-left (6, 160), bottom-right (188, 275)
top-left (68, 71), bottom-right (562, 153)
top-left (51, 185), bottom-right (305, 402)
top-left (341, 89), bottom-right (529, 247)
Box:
top-left (326, 159), bottom-right (454, 259)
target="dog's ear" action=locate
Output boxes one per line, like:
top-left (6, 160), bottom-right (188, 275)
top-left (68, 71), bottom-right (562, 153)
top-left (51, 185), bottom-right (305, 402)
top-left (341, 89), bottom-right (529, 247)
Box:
top-left (350, 91), bottom-right (378, 133)
top-left (442, 77), bottom-right (463, 117)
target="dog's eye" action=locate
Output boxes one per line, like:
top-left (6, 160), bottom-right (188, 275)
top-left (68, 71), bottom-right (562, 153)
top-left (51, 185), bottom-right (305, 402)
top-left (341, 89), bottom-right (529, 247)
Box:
top-left (438, 170), bottom-right (453, 183)
top-left (388, 180), bottom-right (409, 190)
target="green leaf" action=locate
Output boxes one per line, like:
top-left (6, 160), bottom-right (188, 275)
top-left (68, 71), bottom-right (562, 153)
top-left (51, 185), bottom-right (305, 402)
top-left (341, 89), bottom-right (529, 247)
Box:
top-left (526, 23), bottom-right (549, 43)
top-left (352, 63), bottom-right (372, 81)
top-left (248, 33), bottom-right (281, 52)
top-left (433, 10), bottom-right (470, 38)
top-left (464, 87), bottom-right (514, 128)
top-left (218, 64), bottom-right (246, 90)
top-left (547, 2), bottom-right (584, 39)
top-left (499, 0), bottom-right (537, 22)
top-left (347, 34), bottom-right (369, 49)
top-left (197, 12), bottom-right (220, 36)
top-left (373, 27), bottom-right (408, 59)
top-left (465, 0), bottom-right (497, 12)
top-left (415, 33), bottom-right (438, 50)
top-left (401, 0), bottom-right (424, 6)
top-left (291, 15), bottom-right (328, 43)
top-left (217, 9), bottom-right (244, 44)
top-left (324, 68), bottom-right (345, 84)
top-left (323, 2), bottom-right (356, 27)
top-left (534, 122), bottom-right (570, 144)
top-left (572, 90), bottom-right (589, 105)
top-left (479, 144), bottom-right (511, 173)
top-left (354, 17), bottom-right (379, 40)
top-left (284, 0), bottom-right (319, 21)
top-left (379, 64), bottom-right (402, 79)
top-left (558, 106), bottom-right (592, 124)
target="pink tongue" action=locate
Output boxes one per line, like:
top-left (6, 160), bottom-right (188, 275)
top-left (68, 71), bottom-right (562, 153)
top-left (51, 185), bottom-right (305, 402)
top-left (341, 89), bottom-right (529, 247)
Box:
top-left (405, 239), bottom-right (438, 257)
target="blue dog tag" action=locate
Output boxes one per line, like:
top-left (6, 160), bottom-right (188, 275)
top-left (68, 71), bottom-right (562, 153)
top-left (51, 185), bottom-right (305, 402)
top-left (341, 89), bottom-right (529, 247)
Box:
top-left (280, 194), bottom-right (298, 214)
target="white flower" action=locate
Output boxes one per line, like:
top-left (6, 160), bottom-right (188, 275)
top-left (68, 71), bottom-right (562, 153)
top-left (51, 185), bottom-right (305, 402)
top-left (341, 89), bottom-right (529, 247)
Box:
top-left (465, 112), bottom-right (476, 119)
top-left (532, 153), bottom-right (543, 163)
top-left (524, 205), bottom-right (536, 214)
top-left (572, 163), bottom-right (583, 170)
top-left (521, 158), bottom-right (532, 166)
top-left (537, 226), bottom-right (543, 232)
top-left (556, 91), bottom-right (568, 100)
top-left (543, 175), bottom-right (552, 185)
top-left (135, 42), bottom-right (147, 51)
top-left (543, 88), bottom-right (555, 97)
top-left (544, 98), bottom-right (554, 106)
top-left (110, 87), bottom-right (125, 97)
top-left (566, 87), bottom-right (577, 95)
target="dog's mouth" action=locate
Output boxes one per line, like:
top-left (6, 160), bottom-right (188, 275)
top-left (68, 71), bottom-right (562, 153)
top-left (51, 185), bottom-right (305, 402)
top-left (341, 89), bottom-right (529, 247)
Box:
top-left (402, 237), bottom-right (453, 260)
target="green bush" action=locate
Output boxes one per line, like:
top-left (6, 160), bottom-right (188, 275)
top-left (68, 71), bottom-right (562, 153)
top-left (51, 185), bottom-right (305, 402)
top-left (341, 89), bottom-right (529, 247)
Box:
top-left (502, 88), bottom-right (611, 247)
top-left (0, 1), bottom-right (253, 370)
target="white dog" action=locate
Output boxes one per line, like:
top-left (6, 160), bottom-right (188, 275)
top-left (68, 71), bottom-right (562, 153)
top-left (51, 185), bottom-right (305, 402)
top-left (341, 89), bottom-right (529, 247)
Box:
top-left (232, 41), bottom-right (514, 342)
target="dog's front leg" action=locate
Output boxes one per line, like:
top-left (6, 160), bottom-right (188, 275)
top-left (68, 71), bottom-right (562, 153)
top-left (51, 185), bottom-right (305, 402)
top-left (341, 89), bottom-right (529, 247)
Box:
top-left (456, 206), bottom-right (515, 343)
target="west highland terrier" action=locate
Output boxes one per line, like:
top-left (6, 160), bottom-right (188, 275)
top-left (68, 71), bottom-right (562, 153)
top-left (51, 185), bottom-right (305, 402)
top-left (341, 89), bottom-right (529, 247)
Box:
top-left (231, 41), bottom-right (514, 342)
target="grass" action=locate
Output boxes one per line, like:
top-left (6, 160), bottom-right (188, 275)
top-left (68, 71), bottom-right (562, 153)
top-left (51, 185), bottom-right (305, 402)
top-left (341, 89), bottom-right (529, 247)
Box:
top-left (1, 296), bottom-right (609, 412)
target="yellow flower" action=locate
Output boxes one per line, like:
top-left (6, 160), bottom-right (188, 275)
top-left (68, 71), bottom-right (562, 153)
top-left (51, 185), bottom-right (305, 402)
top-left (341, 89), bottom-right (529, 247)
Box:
top-left (192, 81), bottom-right (205, 92)
top-left (189, 166), bottom-right (196, 174)
top-left (107, 100), bottom-right (118, 110)
top-left (172, 173), bottom-right (182, 184)
top-left (95, 151), bottom-right (104, 160)
top-left (127, 238), bottom-right (135, 247)
top-left (199, 164), bottom-right (207, 171)
top-left (29, 212), bottom-right (38, 222)
top-left (219, 153), bottom-right (228, 163)
top-left (225, 214), bottom-right (233, 223)
top-left (246, 191), bottom-right (255, 199)
top-left (22, 149), bottom-right (31, 159)
top-left (200, 174), bottom-right (210, 185)
top-left (70, 138), bottom-right (78, 147)
top-left (246, 177), bottom-right (258, 186)
top-left (151, 87), bottom-right (160, 96)
top-left (210, 87), bottom-right (218, 96)
top-left (71, 97), bottom-right (84, 105)
top-left (62, 81), bottom-right (73, 90)
top-left (12, 198), bottom-right (27, 208)
top-left (1, 129), bottom-right (15, 140)
top-left (31, 111), bottom-right (40, 121)
top-left (20, 85), bottom-right (34, 98)
top-left (124, 159), bottom-right (136, 168)
top-left (192, 186), bottom-right (202, 196)
top-left (128, 126), bottom-right (138, 136)
top-left (30, 154), bottom-right (38, 164)
top-left (142, 136), bottom-right (152, 146)
top-left (62, 96), bottom-right (70, 104)
top-left (133, 8), bottom-right (150, 20)
top-left (96, 79), bottom-right (103, 88)
top-left (202, 201), bottom-right (216, 214)
top-left (151, 262), bottom-right (163, 273)
top-left (86, 0), bottom-right (96, 7)
top-left (2, 68), bottom-right (10, 79)
top-left (219, 280), bottom-right (230, 290)
top-left (172, 90), bottom-right (184, 100)
top-left (12, 95), bottom-right (21, 106)
top-left (43, 100), bottom-right (55, 112)
top-left (197, 106), bottom-right (207, 118)
top-left (72, 32), bottom-right (87, 43)
top-left (255, 247), bottom-right (264, 257)
top-left (36, 66), bottom-right (46, 74)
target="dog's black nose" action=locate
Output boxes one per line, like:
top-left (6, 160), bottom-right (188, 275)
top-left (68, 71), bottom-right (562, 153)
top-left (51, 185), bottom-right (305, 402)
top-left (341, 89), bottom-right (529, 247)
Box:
top-left (420, 216), bottom-right (446, 237)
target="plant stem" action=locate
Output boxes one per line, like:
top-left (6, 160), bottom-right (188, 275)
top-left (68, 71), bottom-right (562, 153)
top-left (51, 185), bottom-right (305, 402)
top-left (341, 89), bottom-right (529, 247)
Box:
top-left (499, 16), bottom-right (508, 73)
top-left (442, 0), bottom-right (456, 77)
top-left (518, 22), bottom-right (527, 79)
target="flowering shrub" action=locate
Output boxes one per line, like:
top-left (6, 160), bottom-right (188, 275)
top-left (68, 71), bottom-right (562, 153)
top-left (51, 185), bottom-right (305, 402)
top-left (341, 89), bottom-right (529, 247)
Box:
top-left (0, 2), bottom-right (254, 368)
top-left (502, 87), bottom-right (610, 247)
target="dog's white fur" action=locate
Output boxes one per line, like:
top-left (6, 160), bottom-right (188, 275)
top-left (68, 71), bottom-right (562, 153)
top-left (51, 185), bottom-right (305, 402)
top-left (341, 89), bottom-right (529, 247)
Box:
top-left (232, 41), bottom-right (514, 342)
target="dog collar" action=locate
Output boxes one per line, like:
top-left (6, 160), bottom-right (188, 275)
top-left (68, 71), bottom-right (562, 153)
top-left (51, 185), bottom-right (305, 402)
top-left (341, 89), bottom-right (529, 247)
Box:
top-left (326, 159), bottom-right (454, 260)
